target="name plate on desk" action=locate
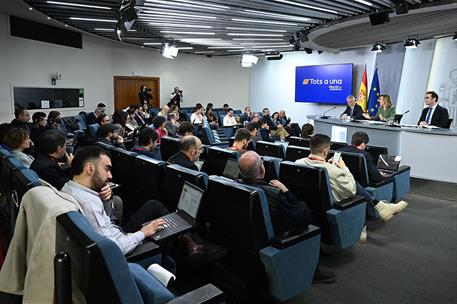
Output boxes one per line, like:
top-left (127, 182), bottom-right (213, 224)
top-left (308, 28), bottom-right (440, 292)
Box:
top-left (331, 126), bottom-right (347, 142)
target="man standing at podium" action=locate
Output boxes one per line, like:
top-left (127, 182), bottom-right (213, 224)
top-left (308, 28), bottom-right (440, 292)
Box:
top-left (418, 91), bottom-right (449, 128)
top-left (340, 95), bottom-right (364, 120)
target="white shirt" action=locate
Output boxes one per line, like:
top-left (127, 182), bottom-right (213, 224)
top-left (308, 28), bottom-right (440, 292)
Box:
top-left (61, 180), bottom-right (144, 254)
top-left (223, 115), bottom-right (237, 126)
top-left (190, 112), bottom-right (204, 124)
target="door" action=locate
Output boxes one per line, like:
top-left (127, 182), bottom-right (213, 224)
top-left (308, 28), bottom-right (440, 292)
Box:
top-left (113, 76), bottom-right (160, 110)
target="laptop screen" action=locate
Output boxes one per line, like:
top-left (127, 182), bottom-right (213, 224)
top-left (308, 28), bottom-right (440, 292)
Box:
top-left (177, 182), bottom-right (204, 218)
top-left (377, 154), bottom-right (401, 171)
top-left (223, 158), bottom-right (240, 180)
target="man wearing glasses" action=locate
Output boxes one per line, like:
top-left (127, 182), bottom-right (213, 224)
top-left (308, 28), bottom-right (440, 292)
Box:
top-left (167, 135), bottom-right (203, 171)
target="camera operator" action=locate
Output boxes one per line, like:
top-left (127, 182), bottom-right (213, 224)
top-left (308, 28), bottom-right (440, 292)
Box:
top-left (138, 84), bottom-right (153, 105)
top-left (168, 86), bottom-right (183, 108)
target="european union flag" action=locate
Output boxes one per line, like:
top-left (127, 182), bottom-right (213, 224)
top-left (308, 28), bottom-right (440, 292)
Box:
top-left (367, 68), bottom-right (380, 114)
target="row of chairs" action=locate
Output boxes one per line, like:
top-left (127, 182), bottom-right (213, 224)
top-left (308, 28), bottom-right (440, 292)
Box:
top-left (94, 141), bottom-right (322, 301)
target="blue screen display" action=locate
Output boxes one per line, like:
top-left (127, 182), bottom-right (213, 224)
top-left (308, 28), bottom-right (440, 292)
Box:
top-left (295, 63), bottom-right (353, 104)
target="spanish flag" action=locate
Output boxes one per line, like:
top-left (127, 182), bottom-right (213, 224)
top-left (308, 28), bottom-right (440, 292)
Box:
top-left (357, 67), bottom-right (368, 111)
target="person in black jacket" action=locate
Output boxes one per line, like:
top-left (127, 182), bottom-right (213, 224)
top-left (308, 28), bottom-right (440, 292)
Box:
top-left (11, 108), bottom-right (31, 133)
top-left (238, 151), bottom-right (335, 283)
top-left (30, 129), bottom-right (72, 190)
top-left (138, 85), bottom-right (153, 105)
top-left (131, 127), bottom-right (162, 160)
top-left (417, 91), bottom-right (450, 128)
top-left (340, 95), bottom-right (364, 120)
top-left (167, 135), bottom-right (202, 171)
top-left (337, 131), bottom-right (386, 183)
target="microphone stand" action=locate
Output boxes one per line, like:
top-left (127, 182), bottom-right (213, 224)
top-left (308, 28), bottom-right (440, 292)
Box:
top-left (321, 106), bottom-right (337, 119)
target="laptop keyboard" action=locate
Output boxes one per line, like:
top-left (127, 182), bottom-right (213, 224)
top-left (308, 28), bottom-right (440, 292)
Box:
top-left (153, 213), bottom-right (190, 240)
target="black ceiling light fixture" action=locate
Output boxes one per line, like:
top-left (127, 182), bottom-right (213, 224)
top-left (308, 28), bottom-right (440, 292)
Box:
top-left (116, 0), bottom-right (137, 41)
top-left (371, 42), bottom-right (386, 53)
top-left (404, 36), bottom-right (420, 48)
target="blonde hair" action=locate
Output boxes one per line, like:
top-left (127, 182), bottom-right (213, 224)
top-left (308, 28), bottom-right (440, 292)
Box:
top-left (380, 95), bottom-right (392, 107)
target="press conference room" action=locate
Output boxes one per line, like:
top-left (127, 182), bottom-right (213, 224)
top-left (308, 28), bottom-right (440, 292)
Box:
top-left (0, 0), bottom-right (456, 303)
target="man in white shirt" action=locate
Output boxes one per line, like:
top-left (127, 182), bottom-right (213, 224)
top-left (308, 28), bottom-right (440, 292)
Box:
top-left (61, 146), bottom-right (167, 254)
top-left (295, 134), bottom-right (407, 222)
top-left (223, 108), bottom-right (238, 126)
top-left (190, 104), bottom-right (204, 124)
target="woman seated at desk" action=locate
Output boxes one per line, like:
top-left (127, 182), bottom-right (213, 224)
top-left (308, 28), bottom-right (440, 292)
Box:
top-left (363, 94), bottom-right (396, 122)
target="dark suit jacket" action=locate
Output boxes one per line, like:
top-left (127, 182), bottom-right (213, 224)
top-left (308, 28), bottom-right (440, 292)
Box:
top-left (167, 151), bottom-right (199, 171)
top-left (337, 145), bottom-right (384, 183)
top-left (417, 104), bottom-right (450, 128)
top-left (341, 104), bottom-right (364, 120)
top-left (85, 112), bottom-right (98, 125)
top-left (241, 179), bottom-right (311, 234)
top-left (259, 128), bottom-right (274, 142)
top-left (30, 154), bottom-right (69, 190)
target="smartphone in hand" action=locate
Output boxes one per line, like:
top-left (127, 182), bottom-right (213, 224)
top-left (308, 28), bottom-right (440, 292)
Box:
top-left (332, 152), bottom-right (341, 166)
top-left (108, 182), bottom-right (120, 190)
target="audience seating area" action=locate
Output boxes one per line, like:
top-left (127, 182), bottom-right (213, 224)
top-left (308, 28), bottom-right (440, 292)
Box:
top-left (0, 105), bottom-right (413, 304)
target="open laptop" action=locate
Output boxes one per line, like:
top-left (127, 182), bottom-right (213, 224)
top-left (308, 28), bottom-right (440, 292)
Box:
top-left (144, 182), bottom-right (204, 241)
top-left (223, 158), bottom-right (240, 180)
top-left (376, 154), bottom-right (401, 177)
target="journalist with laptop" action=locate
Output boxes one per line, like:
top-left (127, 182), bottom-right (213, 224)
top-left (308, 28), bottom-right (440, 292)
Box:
top-left (337, 131), bottom-right (393, 183)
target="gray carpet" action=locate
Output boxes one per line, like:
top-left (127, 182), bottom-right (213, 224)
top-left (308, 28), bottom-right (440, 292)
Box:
top-left (286, 193), bottom-right (457, 304)
top-left (410, 178), bottom-right (457, 202)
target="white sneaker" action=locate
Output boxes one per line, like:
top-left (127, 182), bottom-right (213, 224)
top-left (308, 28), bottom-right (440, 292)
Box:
top-left (360, 225), bottom-right (367, 243)
top-left (375, 201), bottom-right (398, 222)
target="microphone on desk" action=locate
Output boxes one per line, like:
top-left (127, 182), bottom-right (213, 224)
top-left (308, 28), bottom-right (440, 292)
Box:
top-left (402, 110), bottom-right (410, 115)
top-left (320, 106), bottom-right (337, 119)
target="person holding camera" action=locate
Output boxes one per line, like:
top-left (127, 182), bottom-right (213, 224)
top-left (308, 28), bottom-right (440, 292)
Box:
top-left (138, 84), bottom-right (153, 105)
top-left (168, 86), bottom-right (183, 108)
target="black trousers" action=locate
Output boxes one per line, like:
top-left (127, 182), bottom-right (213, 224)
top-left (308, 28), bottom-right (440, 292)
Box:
top-left (122, 200), bottom-right (169, 233)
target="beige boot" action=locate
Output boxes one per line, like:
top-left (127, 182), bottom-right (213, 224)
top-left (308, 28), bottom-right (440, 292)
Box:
top-left (375, 201), bottom-right (404, 222)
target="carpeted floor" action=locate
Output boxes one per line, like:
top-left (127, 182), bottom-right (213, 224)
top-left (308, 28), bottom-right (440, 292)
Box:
top-left (286, 193), bottom-right (457, 304)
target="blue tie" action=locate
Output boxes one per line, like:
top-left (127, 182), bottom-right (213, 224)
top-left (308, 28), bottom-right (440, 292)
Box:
top-left (425, 107), bottom-right (432, 124)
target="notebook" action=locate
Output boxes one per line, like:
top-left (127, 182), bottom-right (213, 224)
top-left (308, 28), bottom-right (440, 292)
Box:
top-left (376, 154), bottom-right (401, 177)
top-left (144, 182), bottom-right (204, 241)
top-left (223, 158), bottom-right (240, 180)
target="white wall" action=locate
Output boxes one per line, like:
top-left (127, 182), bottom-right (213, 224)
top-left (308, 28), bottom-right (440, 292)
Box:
top-left (249, 48), bottom-right (377, 124)
top-left (0, 12), bottom-right (249, 122)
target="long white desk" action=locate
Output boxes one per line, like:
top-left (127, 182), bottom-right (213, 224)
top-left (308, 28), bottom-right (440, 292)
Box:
top-left (310, 116), bottom-right (457, 183)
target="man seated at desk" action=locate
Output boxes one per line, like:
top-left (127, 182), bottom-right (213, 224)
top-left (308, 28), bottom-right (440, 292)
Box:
top-left (340, 95), bottom-right (364, 120)
top-left (417, 91), bottom-right (449, 128)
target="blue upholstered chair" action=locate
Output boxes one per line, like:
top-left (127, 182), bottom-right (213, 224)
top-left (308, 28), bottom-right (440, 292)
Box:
top-left (201, 126), bottom-right (229, 147)
top-left (279, 161), bottom-right (366, 249)
top-left (285, 145), bottom-right (311, 162)
top-left (132, 155), bottom-right (166, 210)
top-left (88, 123), bottom-right (100, 137)
top-left (200, 146), bottom-right (239, 176)
top-left (160, 136), bottom-right (180, 162)
top-left (261, 156), bottom-right (281, 181)
top-left (55, 211), bottom-right (175, 304)
top-left (287, 136), bottom-right (310, 148)
top-left (255, 141), bottom-right (286, 159)
top-left (339, 152), bottom-right (394, 218)
top-left (205, 176), bottom-right (320, 302)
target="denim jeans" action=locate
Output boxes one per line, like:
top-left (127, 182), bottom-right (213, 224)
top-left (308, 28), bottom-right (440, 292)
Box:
top-left (355, 181), bottom-right (376, 205)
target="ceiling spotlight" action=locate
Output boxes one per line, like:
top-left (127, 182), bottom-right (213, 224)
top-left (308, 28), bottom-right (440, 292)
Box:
top-left (404, 36), bottom-right (420, 48)
top-left (265, 51), bottom-right (283, 61)
top-left (288, 36), bottom-right (296, 45)
top-left (371, 42), bottom-right (386, 53)
top-left (293, 44), bottom-right (300, 51)
top-left (453, 33), bottom-right (457, 41)
top-left (241, 54), bottom-right (258, 68)
top-left (161, 42), bottom-right (179, 59)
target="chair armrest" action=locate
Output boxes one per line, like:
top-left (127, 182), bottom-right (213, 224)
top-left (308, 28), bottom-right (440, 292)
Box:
top-left (270, 225), bottom-right (320, 249)
top-left (396, 166), bottom-right (410, 174)
top-left (333, 195), bottom-right (366, 210)
top-left (126, 241), bottom-right (161, 263)
top-left (368, 178), bottom-right (393, 187)
top-left (167, 284), bottom-right (224, 304)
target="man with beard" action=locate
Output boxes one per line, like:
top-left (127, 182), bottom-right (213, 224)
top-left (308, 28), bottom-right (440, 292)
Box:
top-left (97, 123), bottom-right (126, 149)
top-left (61, 146), bottom-right (167, 255)
top-left (227, 128), bottom-right (251, 154)
top-left (167, 135), bottom-right (203, 171)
